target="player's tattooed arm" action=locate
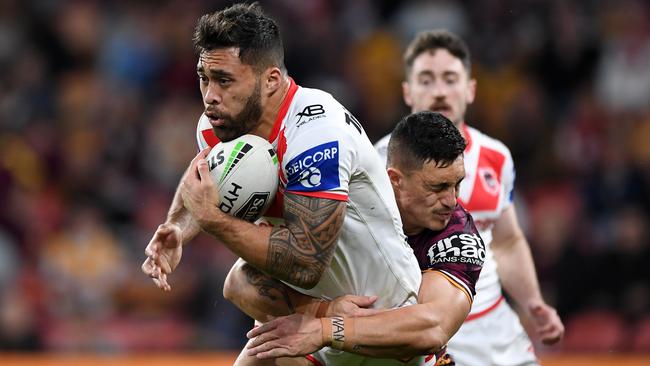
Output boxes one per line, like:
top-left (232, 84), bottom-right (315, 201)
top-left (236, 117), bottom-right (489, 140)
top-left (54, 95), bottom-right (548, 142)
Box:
top-left (266, 193), bottom-right (346, 289)
top-left (242, 262), bottom-right (295, 313)
top-left (225, 258), bottom-right (366, 322)
top-left (198, 191), bottom-right (345, 289)
top-left (223, 259), bottom-right (299, 321)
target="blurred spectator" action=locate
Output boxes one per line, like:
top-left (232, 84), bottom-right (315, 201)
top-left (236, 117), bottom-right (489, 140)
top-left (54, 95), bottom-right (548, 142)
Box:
top-left (595, 0), bottom-right (650, 113)
top-left (391, 0), bottom-right (468, 42)
top-left (39, 205), bottom-right (127, 321)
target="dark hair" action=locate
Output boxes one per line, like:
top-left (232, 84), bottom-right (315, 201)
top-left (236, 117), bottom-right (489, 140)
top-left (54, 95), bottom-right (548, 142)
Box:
top-left (387, 111), bottom-right (466, 171)
top-left (193, 2), bottom-right (285, 73)
top-left (403, 29), bottom-right (471, 79)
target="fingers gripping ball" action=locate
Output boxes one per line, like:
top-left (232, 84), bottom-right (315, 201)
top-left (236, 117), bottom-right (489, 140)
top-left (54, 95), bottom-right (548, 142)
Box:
top-left (207, 134), bottom-right (279, 222)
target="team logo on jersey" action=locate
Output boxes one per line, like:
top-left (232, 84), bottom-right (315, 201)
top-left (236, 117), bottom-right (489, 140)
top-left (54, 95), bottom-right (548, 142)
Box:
top-left (296, 104), bottom-right (326, 127)
top-left (298, 167), bottom-right (322, 188)
top-left (478, 166), bottom-right (500, 196)
top-left (427, 232), bottom-right (485, 266)
top-left (285, 141), bottom-right (340, 192)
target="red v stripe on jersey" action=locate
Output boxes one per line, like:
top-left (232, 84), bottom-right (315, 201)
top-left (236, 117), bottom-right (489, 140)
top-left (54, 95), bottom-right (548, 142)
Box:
top-left (269, 77), bottom-right (298, 142)
top-left (267, 78), bottom-right (298, 217)
top-left (272, 78), bottom-right (298, 185)
top-left (277, 131), bottom-right (288, 185)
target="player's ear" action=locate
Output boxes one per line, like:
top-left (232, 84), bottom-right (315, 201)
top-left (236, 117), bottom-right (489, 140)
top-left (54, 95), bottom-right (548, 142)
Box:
top-left (466, 77), bottom-right (477, 105)
top-left (386, 167), bottom-right (403, 189)
top-left (264, 67), bottom-right (283, 95)
top-left (402, 81), bottom-right (413, 107)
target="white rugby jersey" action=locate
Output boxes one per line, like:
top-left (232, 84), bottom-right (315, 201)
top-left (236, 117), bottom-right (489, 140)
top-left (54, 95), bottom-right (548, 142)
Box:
top-left (198, 78), bottom-right (421, 312)
top-left (375, 123), bottom-right (515, 315)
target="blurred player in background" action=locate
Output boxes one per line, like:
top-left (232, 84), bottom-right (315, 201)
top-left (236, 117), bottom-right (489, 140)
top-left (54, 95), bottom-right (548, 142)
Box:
top-left (141, 3), bottom-right (426, 365)
top-left (244, 111), bottom-right (484, 366)
top-left (374, 29), bottom-right (564, 366)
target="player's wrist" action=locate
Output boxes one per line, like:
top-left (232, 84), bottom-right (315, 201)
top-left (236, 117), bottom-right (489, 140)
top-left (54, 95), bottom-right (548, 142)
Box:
top-left (525, 297), bottom-right (546, 309)
top-left (321, 317), bottom-right (332, 347)
top-left (161, 220), bottom-right (182, 231)
top-left (196, 204), bottom-right (226, 232)
top-left (330, 316), bottom-right (345, 350)
top-left (295, 297), bottom-right (330, 318)
top-left (321, 317), bottom-right (355, 351)
top-left (316, 300), bottom-right (330, 317)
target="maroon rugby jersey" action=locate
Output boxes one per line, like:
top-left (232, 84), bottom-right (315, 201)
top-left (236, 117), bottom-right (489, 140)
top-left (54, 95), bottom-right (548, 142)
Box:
top-left (408, 203), bottom-right (484, 303)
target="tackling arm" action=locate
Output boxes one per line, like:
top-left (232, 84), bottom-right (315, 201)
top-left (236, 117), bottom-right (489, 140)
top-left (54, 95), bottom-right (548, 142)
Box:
top-left (246, 271), bottom-right (471, 359)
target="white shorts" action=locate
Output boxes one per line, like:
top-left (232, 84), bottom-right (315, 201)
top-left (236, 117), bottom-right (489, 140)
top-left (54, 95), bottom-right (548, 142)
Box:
top-left (307, 349), bottom-right (433, 366)
top-left (446, 296), bottom-right (539, 366)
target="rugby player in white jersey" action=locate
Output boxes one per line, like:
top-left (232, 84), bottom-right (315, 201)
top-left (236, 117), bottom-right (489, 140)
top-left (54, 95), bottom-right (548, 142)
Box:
top-left (141, 3), bottom-right (424, 365)
top-left (374, 30), bottom-right (564, 365)
top-left (243, 111), bottom-right (485, 366)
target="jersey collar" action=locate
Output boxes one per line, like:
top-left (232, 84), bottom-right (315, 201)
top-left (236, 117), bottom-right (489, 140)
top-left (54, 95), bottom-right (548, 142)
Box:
top-left (460, 122), bottom-right (472, 152)
top-left (268, 77), bottom-right (298, 142)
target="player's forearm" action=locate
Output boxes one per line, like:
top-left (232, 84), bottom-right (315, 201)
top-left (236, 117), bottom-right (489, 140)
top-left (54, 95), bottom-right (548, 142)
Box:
top-left (323, 304), bottom-right (449, 358)
top-left (322, 274), bottom-right (470, 359)
top-left (202, 194), bottom-right (344, 289)
top-left (199, 212), bottom-right (324, 288)
top-left (200, 212), bottom-right (274, 271)
top-left (167, 185), bottom-right (201, 245)
top-left (493, 233), bottom-right (543, 306)
top-left (491, 205), bottom-right (544, 307)
top-left (247, 274), bottom-right (470, 360)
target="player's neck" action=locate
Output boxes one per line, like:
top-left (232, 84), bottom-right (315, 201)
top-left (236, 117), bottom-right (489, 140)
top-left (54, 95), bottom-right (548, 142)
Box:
top-left (402, 222), bottom-right (424, 237)
top-left (456, 120), bottom-right (467, 139)
top-left (255, 76), bottom-right (291, 140)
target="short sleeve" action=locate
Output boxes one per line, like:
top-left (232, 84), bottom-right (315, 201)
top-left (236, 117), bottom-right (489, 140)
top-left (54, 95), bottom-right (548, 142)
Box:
top-left (414, 206), bottom-right (485, 302)
top-left (281, 99), bottom-right (358, 201)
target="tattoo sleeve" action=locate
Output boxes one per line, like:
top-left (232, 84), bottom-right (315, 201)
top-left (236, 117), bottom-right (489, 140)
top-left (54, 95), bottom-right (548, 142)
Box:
top-left (266, 193), bottom-right (346, 289)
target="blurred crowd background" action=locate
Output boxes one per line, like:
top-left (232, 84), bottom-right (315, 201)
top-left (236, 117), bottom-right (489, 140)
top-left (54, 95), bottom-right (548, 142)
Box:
top-left (0, 0), bottom-right (648, 355)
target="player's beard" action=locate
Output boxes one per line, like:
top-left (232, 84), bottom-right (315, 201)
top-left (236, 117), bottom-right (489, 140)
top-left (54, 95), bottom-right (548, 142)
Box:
top-left (212, 79), bottom-right (263, 142)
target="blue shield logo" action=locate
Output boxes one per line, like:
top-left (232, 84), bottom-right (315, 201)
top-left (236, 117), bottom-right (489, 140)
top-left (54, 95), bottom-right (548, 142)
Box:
top-left (285, 141), bottom-right (340, 192)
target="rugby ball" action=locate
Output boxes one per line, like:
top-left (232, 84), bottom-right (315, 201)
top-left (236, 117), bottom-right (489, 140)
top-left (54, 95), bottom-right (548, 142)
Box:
top-left (206, 134), bottom-right (279, 222)
top-left (196, 114), bottom-right (218, 149)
